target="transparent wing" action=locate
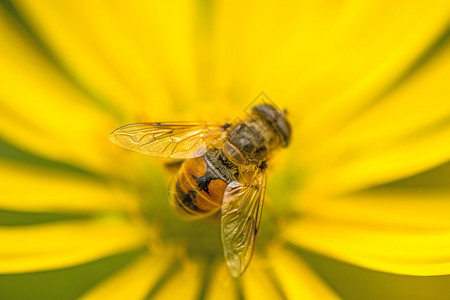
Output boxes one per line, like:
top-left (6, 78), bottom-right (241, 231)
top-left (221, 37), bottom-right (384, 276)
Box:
top-left (221, 170), bottom-right (267, 277)
top-left (109, 122), bottom-right (226, 159)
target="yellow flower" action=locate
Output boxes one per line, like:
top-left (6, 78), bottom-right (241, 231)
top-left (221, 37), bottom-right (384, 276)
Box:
top-left (1, 0), bottom-right (450, 299)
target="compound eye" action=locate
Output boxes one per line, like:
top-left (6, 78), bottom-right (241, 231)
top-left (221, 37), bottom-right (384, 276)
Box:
top-left (276, 118), bottom-right (291, 147)
top-left (251, 105), bottom-right (278, 121)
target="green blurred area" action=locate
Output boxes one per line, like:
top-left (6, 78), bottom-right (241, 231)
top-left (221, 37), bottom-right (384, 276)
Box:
top-left (0, 249), bottom-right (145, 300)
top-left (0, 210), bottom-right (94, 227)
top-left (300, 160), bottom-right (450, 300)
top-left (300, 248), bottom-right (450, 300)
top-left (1, 245), bottom-right (450, 300)
top-left (371, 160), bottom-right (450, 190)
top-left (0, 156), bottom-right (448, 300)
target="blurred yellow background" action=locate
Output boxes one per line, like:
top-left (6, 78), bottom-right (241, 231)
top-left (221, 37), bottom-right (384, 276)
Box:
top-left (0, 0), bottom-right (449, 299)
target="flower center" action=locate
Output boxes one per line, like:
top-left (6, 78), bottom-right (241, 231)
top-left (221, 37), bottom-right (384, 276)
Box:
top-left (133, 163), bottom-right (301, 261)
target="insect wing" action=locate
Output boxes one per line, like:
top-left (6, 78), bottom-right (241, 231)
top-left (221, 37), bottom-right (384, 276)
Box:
top-left (221, 170), bottom-right (267, 277)
top-left (109, 122), bottom-right (226, 159)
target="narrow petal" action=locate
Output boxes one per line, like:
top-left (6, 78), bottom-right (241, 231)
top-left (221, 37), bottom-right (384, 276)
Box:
top-left (301, 33), bottom-right (450, 194)
top-left (318, 40), bottom-right (450, 157)
top-left (0, 8), bottom-right (140, 179)
top-left (0, 219), bottom-right (146, 273)
top-left (284, 217), bottom-right (450, 275)
top-left (11, 0), bottom-right (193, 114)
top-left (304, 120), bottom-right (450, 196)
top-left (300, 190), bottom-right (450, 229)
top-left (214, 0), bottom-right (450, 115)
top-left (0, 0), bottom-right (136, 119)
top-left (81, 252), bottom-right (174, 300)
top-left (150, 260), bottom-right (201, 300)
top-left (297, 3), bottom-right (450, 135)
top-left (104, 0), bottom-right (199, 105)
top-left (205, 263), bottom-right (238, 300)
top-left (0, 162), bottom-right (130, 212)
top-left (241, 256), bottom-right (287, 300)
top-left (313, 120), bottom-right (450, 193)
top-left (267, 244), bottom-right (340, 300)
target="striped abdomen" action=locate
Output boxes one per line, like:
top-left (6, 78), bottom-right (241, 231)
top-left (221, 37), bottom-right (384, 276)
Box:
top-left (169, 152), bottom-right (234, 217)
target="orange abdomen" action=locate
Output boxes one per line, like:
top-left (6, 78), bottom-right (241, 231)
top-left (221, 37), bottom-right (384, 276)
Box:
top-left (169, 156), bottom-right (228, 217)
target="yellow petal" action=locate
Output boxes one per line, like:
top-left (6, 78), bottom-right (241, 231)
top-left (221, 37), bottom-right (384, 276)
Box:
top-left (214, 0), bottom-right (450, 113)
top-left (81, 252), bottom-right (174, 300)
top-left (303, 119), bottom-right (450, 196)
top-left (318, 41), bottom-right (450, 157)
top-left (241, 256), bottom-right (286, 300)
top-left (1, 0), bottom-right (135, 118)
top-left (284, 217), bottom-right (450, 275)
top-left (0, 9), bottom-right (142, 179)
top-left (0, 161), bottom-right (131, 213)
top-left (105, 0), bottom-right (198, 105)
top-left (301, 190), bottom-right (450, 229)
top-left (11, 0), bottom-right (192, 115)
top-left (296, 1), bottom-right (450, 133)
top-left (300, 28), bottom-right (450, 195)
top-left (267, 244), bottom-right (340, 300)
top-left (205, 263), bottom-right (238, 300)
top-left (151, 259), bottom-right (201, 300)
top-left (0, 219), bottom-right (146, 273)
